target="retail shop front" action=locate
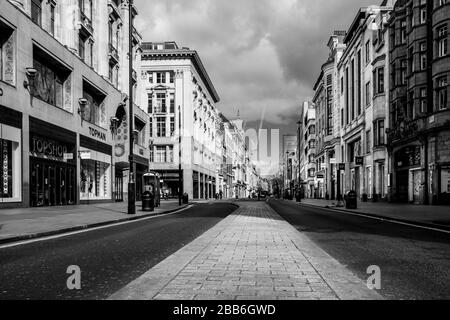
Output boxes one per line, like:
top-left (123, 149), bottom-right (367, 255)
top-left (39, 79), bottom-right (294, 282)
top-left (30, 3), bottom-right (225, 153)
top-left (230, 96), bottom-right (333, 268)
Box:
top-left (0, 105), bottom-right (22, 207)
top-left (29, 117), bottom-right (76, 207)
top-left (79, 134), bottom-right (113, 204)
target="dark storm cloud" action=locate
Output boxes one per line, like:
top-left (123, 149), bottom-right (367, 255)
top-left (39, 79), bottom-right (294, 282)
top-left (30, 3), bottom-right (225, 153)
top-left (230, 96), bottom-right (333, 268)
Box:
top-left (134, 0), bottom-right (380, 127)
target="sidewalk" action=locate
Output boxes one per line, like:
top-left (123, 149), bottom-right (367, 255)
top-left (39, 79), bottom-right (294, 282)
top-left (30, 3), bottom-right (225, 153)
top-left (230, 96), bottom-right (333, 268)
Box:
top-left (109, 202), bottom-right (382, 300)
top-left (0, 200), bottom-right (188, 244)
top-left (298, 198), bottom-right (450, 229)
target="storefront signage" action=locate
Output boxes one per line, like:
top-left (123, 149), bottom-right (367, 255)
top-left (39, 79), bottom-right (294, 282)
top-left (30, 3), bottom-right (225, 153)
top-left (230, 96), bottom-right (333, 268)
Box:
top-left (89, 127), bottom-right (107, 142)
top-left (64, 153), bottom-right (74, 160)
top-left (79, 150), bottom-right (91, 160)
top-left (338, 163), bottom-right (346, 171)
top-left (31, 135), bottom-right (70, 160)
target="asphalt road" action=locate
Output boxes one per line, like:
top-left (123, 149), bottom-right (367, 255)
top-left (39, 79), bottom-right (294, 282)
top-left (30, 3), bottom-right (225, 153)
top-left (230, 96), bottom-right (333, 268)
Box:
top-left (0, 203), bottom-right (237, 300)
top-left (268, 199), bottom-right (450, 300)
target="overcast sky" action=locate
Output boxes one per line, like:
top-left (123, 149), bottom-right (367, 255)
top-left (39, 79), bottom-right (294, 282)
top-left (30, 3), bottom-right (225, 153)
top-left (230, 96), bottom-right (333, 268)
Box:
top-left (134, 0), bottom-right (377, 136)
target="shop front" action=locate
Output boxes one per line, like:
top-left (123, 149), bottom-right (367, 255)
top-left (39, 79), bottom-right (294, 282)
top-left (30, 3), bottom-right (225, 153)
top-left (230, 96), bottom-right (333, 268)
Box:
top-left (29, 118), bottom-right (76, 207)
top-left (79, 135), bottom-right (112, 204)
top-left (0, 105), bottom-right (22, 206)
top-left (394, 145), bottom-right (422, 204)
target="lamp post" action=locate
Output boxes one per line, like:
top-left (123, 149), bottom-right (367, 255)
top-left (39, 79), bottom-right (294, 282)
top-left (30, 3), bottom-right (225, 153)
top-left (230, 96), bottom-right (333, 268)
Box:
top-left (127, 0), bottom-right (135, 215)
top-left (178, 105), bottom-right (183, 206)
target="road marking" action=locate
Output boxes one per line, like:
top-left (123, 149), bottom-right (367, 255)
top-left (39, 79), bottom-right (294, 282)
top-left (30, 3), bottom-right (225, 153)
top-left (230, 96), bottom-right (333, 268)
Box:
top-left (0, 205), bottom-right (194, 249)
top-left (295, 202), bottom-right (450, 235)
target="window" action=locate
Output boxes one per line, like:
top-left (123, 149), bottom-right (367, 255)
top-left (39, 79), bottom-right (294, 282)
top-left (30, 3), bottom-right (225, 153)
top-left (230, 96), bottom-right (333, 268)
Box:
top-left (155, 93), bottom-right (166, 113)
top-left (420, 8), bottom-right (426, 24)
top-left (374, 67), bottom-right (384, 95)
top-left (170, 72), bottom-right (174, 84)
top-left (0, 21), bottom-right (15, 86)
top-left (374, 120), bottom-right (385, 146)
top-left (79, 0), bottom-right (93, 21)
top-left (79, 34), bottom-right (85, 61)
top-left (170, 93), bottom-right (175, 113)
top-left (438, 0), bottom-right (448, 7)
top-left (170, 117), bottom-right (175, 136)
top-left (365, 40), bottom-right (370, 64)
top-left (437, 76), bottom-right (448, 110)
top-left (366, 81), bottom-right (371, 106)
top-left (149, 118), bottom-right (153, 138)
top-left (156, 117), bottom-right (166, 137)
top-left (31, 0), bottom-right (42, 26)
top-left (32, 48), bottom-right (71, 111)
top-left (401, 60), bottom-right (407, 85)
top-left (155, 146), bottom-right (166, 163)
top-left (50, 4), bottom-right (55, 36)
top-left (420, 42), bottom-right (427, 70)
top-left (81, 81), bottom-right (106, 128)
top-left (147, 93), bottom-right (153, 114)
top-left (366, 130), bottom-right (371, 154)
top-left (148, 72), bottom-right (153, 84)
top-left (156, 72), bottom-right (166, 84)
top-left (401, 20), bottom-right (407, 44)
top-left (420, 88), bottom-right (427, 113)
top-left (135, 119), bottom-right (146, 147)
top-left (437, 25), bottom-right (448, 58)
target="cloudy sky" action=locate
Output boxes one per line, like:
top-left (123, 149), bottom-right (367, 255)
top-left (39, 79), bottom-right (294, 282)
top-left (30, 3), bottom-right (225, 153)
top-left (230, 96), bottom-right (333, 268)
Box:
top-left (134, 0), bottom-right (377, 136)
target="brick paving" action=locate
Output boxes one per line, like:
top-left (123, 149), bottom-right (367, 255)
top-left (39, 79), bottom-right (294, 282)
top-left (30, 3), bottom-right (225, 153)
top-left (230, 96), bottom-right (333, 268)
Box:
top-left (109, 201), bottom-right (382, 300)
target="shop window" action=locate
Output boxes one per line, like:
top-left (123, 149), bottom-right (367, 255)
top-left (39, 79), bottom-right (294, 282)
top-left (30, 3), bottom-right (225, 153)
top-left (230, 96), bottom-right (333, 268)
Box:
top-left (80, 156), bottom-right (111, 201)
top-left (0, 20), bottom-right (16, 86)
top-left (81, 80), bottom-right (107, 127)
top-left (0, 124), bottom-right (22, 203)
top-left (32, 45), bottom-right (72, 112)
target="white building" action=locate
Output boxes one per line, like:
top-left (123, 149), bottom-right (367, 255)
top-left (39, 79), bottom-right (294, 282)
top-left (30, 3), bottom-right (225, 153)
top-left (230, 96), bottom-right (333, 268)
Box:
top-left (138, 42), bottom-right (221, 200)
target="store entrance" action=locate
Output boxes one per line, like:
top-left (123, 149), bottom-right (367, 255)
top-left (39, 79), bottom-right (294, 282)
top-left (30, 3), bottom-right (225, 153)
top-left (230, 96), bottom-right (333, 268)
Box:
top-left (30, 158), bottom-right (76, 207)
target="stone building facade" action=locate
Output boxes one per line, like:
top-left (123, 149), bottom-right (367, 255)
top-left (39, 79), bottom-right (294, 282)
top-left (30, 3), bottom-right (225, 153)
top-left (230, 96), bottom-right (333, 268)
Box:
top-left (387, 0), bottom-right (450, 205)
top-left (0, 0), bottom-right (148, 208)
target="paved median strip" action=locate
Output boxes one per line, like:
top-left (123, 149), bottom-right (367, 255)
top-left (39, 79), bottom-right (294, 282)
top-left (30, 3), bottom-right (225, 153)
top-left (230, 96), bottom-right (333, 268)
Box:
top-left (108, 202), bottom-right (382, 300)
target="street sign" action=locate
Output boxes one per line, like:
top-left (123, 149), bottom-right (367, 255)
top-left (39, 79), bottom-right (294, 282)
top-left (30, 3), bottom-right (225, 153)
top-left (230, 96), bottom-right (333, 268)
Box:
top-left (79, 150), bottom-right (91, 160)
top-left (355, 156), bottom-right (364, 166)
top-left (63, 153), bottom-right (74, 160)
top-left (338, 163), bottom-right (346, 171)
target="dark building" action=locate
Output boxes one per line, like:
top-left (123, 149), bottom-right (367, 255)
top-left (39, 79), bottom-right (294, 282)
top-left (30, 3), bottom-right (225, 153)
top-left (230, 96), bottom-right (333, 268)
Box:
top-left (387, 0), bottom-right (450, 205)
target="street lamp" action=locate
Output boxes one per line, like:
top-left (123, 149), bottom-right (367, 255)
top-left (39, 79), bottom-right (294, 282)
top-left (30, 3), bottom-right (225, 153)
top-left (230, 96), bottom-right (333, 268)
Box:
top-left (127, 0), bottom-right (136, 215)
top-left (178, 105), bottom-right (183, 206)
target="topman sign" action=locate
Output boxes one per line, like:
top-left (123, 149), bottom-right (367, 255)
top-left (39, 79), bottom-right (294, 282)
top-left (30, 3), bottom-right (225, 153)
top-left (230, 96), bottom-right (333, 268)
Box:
top-left (89, 127), bottom-right (107, 141)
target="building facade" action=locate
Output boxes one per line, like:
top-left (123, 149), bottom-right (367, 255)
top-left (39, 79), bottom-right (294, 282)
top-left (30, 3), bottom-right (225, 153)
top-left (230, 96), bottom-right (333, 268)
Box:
top-left (0, 0), bottom-right (148, 208)
top-left (138, 41), bottom-right (221, 200)
top-left (337, 5), bottom-right (392, 201)
top-left (387, 0), bottom-right (450, 205)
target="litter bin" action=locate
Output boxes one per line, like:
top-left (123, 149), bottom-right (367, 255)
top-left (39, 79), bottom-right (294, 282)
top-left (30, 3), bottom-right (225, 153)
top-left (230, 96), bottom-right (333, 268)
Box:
top-left (142, 191), bottom-right (154, 212)
top-left (344, 191), bottom-right (357, 209)
top-left (182, 193), bottom-right (189, 204)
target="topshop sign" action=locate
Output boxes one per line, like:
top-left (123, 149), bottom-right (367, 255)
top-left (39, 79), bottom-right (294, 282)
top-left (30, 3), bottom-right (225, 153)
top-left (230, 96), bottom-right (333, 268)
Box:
top-left (31, 135), bottom-right (72, 160)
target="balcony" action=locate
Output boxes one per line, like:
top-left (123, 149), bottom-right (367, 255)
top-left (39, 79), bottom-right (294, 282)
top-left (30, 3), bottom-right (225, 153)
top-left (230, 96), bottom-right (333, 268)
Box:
top-left (79, 11), bottom-right (93, 37)
top-left (108, 43), bottom-right (119, 64)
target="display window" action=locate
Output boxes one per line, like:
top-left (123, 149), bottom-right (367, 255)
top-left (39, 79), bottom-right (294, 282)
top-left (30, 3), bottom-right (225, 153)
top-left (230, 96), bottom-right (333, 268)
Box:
top-left (80, 148), bottom-right (111, 201)
top-left (0, 124), bottom-right (21, 203)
